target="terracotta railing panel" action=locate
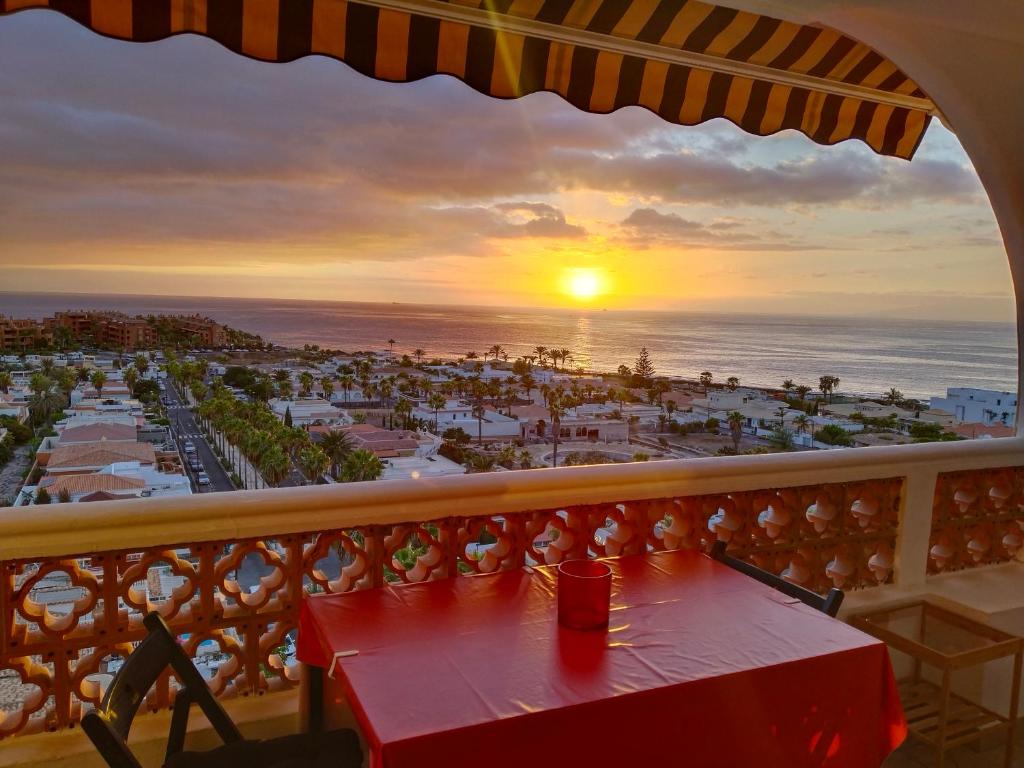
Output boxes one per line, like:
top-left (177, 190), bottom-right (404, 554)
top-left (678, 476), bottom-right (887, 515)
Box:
top-left (929, 466), bottom-right (1024, 572)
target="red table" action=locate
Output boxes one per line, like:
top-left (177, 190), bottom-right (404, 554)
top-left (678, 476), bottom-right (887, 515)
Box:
top-left (298, 549), bottom-right (905, 768)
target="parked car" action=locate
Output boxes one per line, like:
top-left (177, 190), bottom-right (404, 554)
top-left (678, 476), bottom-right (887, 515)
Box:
top-left (183, 441), bottom-right (195, 452)
top-left (196, 472), bottom-right (211, 486)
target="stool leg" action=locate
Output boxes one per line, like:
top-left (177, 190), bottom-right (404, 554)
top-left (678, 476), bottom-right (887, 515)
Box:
top-left (1006, 651), bottom-right (1021, 768)
top-left (309, 664), bottom-right (325, 734)
top-left (936, 669), bottom-right (951, 768)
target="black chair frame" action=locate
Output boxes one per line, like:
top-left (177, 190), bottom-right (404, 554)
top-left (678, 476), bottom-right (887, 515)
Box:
top-left (711, 539), bottom-right (845, 617)
top-left (82, 612), bottom-right (243, 768)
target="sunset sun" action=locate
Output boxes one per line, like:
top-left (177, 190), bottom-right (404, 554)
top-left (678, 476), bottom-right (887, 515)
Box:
top-left (564, 268), bottom-right (604, 302)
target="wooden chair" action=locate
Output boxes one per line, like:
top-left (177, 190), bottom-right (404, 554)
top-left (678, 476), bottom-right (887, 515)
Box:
top-left (711, 540), bottom-right (845, 617)
top-left (82, 612), bottom-right (362, 768)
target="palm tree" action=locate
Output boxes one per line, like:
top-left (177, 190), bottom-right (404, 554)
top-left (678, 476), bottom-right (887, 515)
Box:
top-left (519, 373), bottom-right (536, 402)
top-left (794, 414), bottom-right (811, 437)
top-left (55, 368), bottom-right (77, 406)
top-left (319, 430), bottom-right (354, 479)
top-left (298, 372), bottom-right (314, 397)
top-left (394, 398), bottom-right (413, 429)
top-left (465, 351), bottom-right (478, 360)
top-left (726, 376), bottom-right (740, 391)
top-left (387, 338), bottom-right (396, 354)
top-left (413, 348), bottom-right (425, 363)
top-left (134, 354), bottom-right (150, 376)
top-left (727, 411), bottom-right (744, 452)
top-left (558, 348), bottom-right (572, 370)
top-left (90, 369), bottom-right (106, 397)
top-left (427, 392), bottom-right (446, 429)
top-left (699, 371), bottom-right (713, 394)
top-left (320, 377), bottom-right (334, 401)
top-left (378, 379), bottom-right (394, 407)
top-left (884, 387), bottom-right (903, 406)
top-left (489, 344), bottom-right (505, 363)
top-left (340, 449), bottom-right (384, 483)
top-left (666, 399), bottom-right (677, 421)
top-left (534, 346), bottom-right (548, 366)
top-left (782, 379), bottom-right (794, 394)
top-left (298, 445), bottom-right (330, 484)
top-left (278, 379), bottom-right (293, 399)
top-left (795, 384), bottom-right (812, 402)
top-left (259, 445), bottom-right (291, 487)
top-left (0, 371), bottom-right (11, 394)
top-left (124, 367), bottom-right (139, 395)
top-left (40, 357), bottom-right (55, 378)
top-left (29, 386), bottom-right (63, 427)
top-left (548, 388), bottom-right (567, 468)
top-left (339, 374), bottom-right (354, 403)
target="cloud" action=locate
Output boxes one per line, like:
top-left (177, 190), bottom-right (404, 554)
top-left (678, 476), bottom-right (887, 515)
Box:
top-left (618, 207), bottom-right (827, 252)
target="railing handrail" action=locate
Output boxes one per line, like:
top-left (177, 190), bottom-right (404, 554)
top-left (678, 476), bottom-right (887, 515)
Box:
top-left (3, 437), bottom-right (1022, 561)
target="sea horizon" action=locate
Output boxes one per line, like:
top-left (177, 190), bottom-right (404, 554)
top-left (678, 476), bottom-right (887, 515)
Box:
top-left (1, 291), bottom-right (1017, 401)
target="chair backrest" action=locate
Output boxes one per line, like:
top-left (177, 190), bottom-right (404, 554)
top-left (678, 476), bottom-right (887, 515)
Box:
top-left (710, 540), bottom-right (845, 617)
top-left (82, 612), bottom-right (243, 768)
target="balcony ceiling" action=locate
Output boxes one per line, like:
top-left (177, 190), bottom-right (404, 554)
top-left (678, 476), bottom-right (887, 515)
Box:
top-left (0, 0), bottom-right (937, 159)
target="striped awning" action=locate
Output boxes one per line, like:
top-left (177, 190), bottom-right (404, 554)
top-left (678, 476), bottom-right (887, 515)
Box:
top-left (1, 0), bottom-right (937, 159)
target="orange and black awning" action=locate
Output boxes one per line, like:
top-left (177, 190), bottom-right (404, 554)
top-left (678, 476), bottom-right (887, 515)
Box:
top-left (0, 0), bottom-right (937, 158)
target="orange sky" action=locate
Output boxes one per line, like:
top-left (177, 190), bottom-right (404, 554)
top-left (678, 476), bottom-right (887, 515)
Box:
top-left (0, 11), bottom-right (1014, 322)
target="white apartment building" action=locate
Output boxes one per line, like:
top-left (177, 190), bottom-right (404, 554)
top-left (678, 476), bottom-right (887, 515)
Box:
top-left (930, 388), bottom-right (1018, 426)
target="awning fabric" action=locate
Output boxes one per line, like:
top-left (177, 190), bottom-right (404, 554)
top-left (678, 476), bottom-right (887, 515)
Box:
top-left (1, 0), bottom-right (936, 159)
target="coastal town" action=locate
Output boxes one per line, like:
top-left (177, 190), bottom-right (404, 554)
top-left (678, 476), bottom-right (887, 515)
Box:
top-left (0, 309), bottom-right (1017, 508)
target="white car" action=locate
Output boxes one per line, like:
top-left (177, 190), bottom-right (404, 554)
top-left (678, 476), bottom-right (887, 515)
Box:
top-left (196, 472), bottom-right (211, 486)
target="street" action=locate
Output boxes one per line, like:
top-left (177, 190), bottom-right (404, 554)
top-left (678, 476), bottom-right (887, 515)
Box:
top-left (164, 379), bottom-right (235, 493)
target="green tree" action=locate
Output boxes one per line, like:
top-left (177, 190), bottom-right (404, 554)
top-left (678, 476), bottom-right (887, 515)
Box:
top-left (427, 392), bottom-right (446, 429)
top-left (633, 347), bottom-right (655, 383)
top-left (35, 488), bottom-right (52, 505)
top-left (90, 369), bottom-right (107, 397)
top-left (813, 424), bottom-right (853, 446)
top-left (726, 376), bottom-right (740, 391)
top-left (699, 371), bottom-right (713, 394)
top-left (259, 445), bottom-right (291, 487)
top-left (284, 407), bottom-right (293, 428)
top-left (319, 430), bottom-right (354, 479)
top-left (782, 379), bottom-right (794, 394)
top-left (768, 427), bottom-right (795, 449)
top-left (727, 411), bottom-right (744, 451)
top-left (297, 445), bottom-right (330, 483)
top-left (133, 354), bottom-right (150, 376)
top-left (884, 387), bottom-right (903, 406)
top-left (394, 398), bottom-right (413, 430)
top-left (0, 371), bottom-right (11, 394)
top-left (547, 387), bottom-right (567, 468)
top-left (320, 377), bottom-right (334, 401)
top-left (298, 372), bottom-right (314, 397)
top-left (340, 449), bottom-right (384, 483)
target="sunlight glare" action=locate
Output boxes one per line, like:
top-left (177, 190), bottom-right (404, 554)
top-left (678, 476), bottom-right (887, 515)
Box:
top-left (564, 268), bottom-right (604, 302)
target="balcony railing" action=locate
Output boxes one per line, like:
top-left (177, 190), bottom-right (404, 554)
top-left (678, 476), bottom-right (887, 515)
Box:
top-left (1, 437), bottom-right (1021, 739)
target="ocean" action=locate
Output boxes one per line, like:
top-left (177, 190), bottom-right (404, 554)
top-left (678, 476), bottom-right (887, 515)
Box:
top-left (0, 292), bottom-right (1016, 401)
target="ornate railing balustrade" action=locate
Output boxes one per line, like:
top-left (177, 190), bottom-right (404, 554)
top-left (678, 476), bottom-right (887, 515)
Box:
top-left (929, 465), bottom-right (1024, 572)
top-left (1, 437), bottom-right (1021, 739)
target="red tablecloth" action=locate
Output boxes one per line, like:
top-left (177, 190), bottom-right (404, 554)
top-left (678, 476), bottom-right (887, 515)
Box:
top-left (298, 549), bottom-right (905, 768)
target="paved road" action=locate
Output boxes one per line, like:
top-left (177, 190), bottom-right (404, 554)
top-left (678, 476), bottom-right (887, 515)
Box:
top-left (164, 381), bottom-right (235, 494)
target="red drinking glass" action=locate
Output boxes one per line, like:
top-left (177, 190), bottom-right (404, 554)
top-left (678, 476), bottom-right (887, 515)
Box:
top-left (557, 560), bottom-right (612, 630)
